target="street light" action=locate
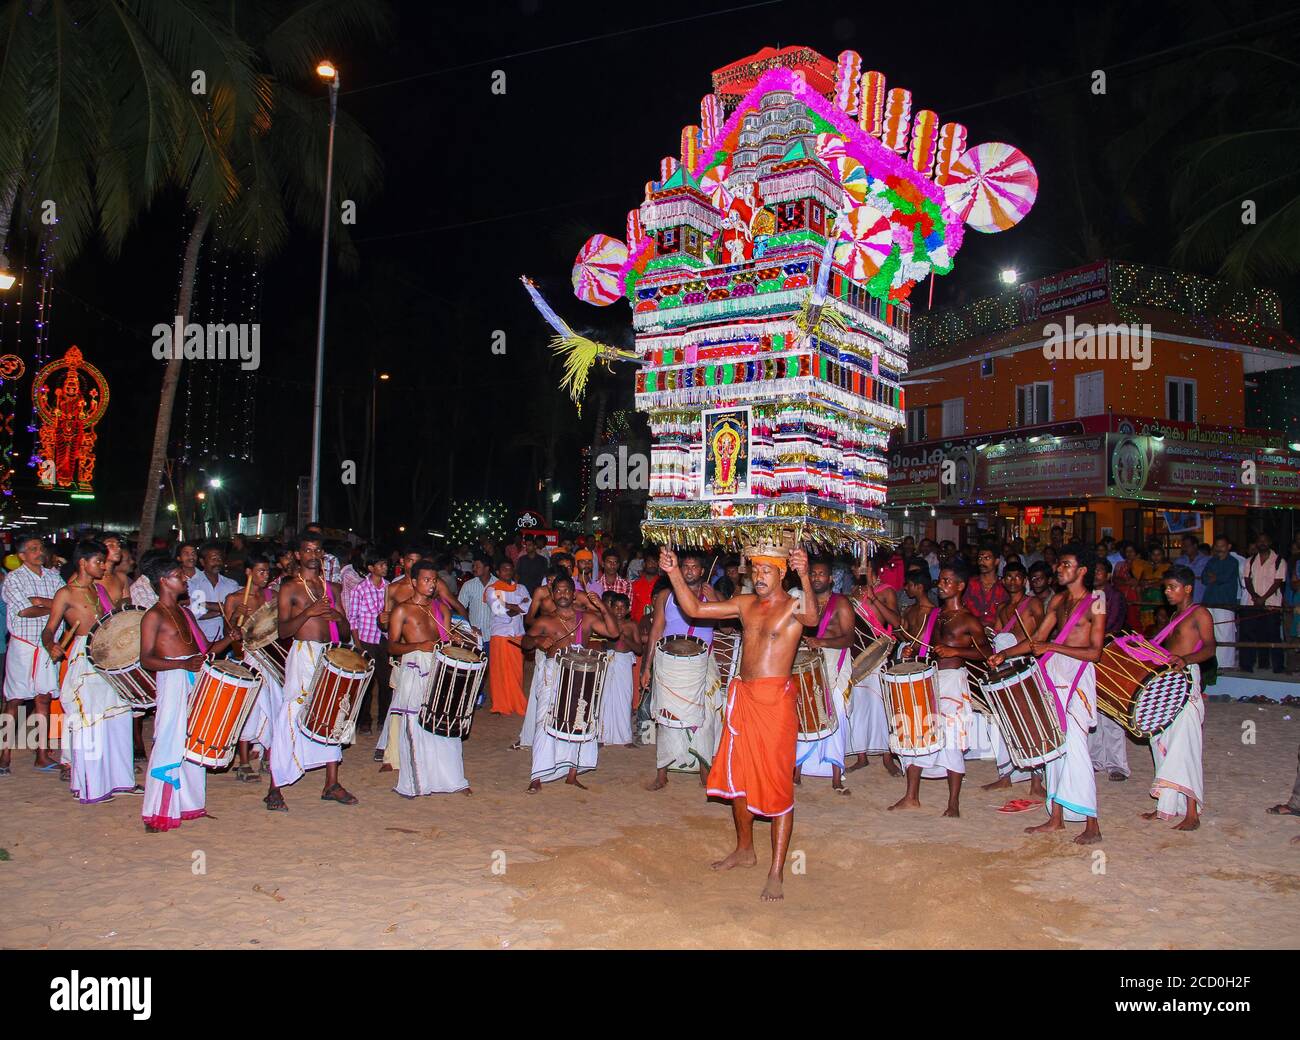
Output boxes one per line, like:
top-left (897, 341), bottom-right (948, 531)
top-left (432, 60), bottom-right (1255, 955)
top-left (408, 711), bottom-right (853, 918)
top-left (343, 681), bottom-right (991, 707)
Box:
top-left (551, 492), bottom-right (561, 503)
top-left (308, 58), bottom-right (341, 523)
top-left (1000, 268), bottom-right (1018, 285)
top-left (208, 477), bottom-right (222, 489)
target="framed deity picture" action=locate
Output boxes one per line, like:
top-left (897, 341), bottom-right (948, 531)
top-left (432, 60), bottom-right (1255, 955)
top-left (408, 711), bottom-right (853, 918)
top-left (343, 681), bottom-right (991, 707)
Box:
top-left (701, 406), bottom-right (751, 499)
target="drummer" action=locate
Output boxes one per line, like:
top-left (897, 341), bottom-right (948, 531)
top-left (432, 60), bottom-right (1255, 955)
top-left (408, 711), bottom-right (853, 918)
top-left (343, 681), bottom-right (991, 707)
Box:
top-left (989, 546), bottom-right (1105, 845)
top-left (1142, 566), bottom-right (1215, 830)
top-left (99, 533), bottom-right (131, 606)
top-left (377, 549), bottom-right (466, 774)
top-left (386, 560), bottom-right (472, 797)
top-left (222, 553), bottom-right (277, 783)
top-left (138, 556), bottom-right (241, 832)
top-left (889, 565), bottom-right (989, 818)
top-left (982, 562), bottom-right (1049, 805)
top-left (796, 558), bottom-right (855, 794)
top-left (374, 545), bottom-right (428, 764)
top-left (265, 535), bottom-right (357, 811)
top-left (846, 557), bottom-right (903, 777)
top-left (599, 591), bottom-right (642, 747)
top-left (642, 551), bottom-right (720, 791)
top-left (41, 540), bottom-right (137, 804)
top-left (520, 575), bottom-right (620, 792)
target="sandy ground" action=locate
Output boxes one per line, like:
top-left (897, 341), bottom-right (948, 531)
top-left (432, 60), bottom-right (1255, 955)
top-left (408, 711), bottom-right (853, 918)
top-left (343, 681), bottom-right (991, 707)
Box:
top-left (2, 692), bottom-right (1297, 950)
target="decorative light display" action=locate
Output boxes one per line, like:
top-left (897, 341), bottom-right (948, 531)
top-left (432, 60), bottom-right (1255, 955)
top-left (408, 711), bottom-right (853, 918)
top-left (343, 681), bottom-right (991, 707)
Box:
top-left (523, 44), bottom-right (1037, 550)
top-left (32, 345), bottom-right (109, 492)
top-left (447, 499), bottom-right (510, 545)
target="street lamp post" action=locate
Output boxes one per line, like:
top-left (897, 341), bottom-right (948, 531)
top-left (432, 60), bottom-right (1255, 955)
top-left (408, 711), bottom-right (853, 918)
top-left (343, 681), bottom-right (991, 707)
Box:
top-left (309, 60), bottom-right (340, 524)
top-left (370, 370), bottom-right (389, 540)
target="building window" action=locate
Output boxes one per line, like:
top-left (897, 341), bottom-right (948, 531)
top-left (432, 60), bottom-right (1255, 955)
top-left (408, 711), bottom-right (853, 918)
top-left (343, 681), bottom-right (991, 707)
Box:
top-left (1075, 370), bottom-right (1104, 417)
top-left (1166, 377), bottom-right (1197, 422)
top-left (906, 407), bottom-right (927, 443)
top-left (1016, 382), bottom-right (1052, 426)
top-left (942, 397), bottom-right (965, 437)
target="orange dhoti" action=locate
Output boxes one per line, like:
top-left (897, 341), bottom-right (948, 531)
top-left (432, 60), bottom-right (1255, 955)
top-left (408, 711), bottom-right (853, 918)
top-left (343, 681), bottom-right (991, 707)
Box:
top-left (706, 675), bottom-right (797, 818)
top-left (488, 636), bottom-right (527, 715)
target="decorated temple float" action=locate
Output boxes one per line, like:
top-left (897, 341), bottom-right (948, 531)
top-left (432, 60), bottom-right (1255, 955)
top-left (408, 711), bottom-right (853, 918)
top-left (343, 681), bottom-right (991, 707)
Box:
top-left (526, 44), bottom-right (1038, 553)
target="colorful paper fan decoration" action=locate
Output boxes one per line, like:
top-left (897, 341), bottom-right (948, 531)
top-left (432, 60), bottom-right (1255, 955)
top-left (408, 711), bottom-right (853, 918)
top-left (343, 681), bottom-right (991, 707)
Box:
top-left (882, 88), bottom-right (912, 153)
top-left (832, 205), bottom-right (892, 280)
top-left (571, 233), bottom-right (629, 306)
top-left (699, 161), bottom-right (734, 209)
top-left (827, 156), bottom-right (868, 206)
top-left (659, 156), bottom-right (678, 182)
top-left (943, 142), bottom-right (1039, 233)
top-left (834, 50), bottom-right (862, 113)
top-left (814, 132), bottom-right (848, 163)
top-left (858, 70), bottom-right (886, 136)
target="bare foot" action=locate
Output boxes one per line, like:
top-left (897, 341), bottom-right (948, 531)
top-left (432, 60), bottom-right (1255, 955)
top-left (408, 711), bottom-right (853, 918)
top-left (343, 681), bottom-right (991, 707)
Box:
top-left (644, 775), bottom-right (668, 791)
top-left (1025, 818), bottom-right (1064, 834)
top-left (983, 775), bottom-right (1013, 791)
top-left (1173, 815), bottom-right (1200, 831)
top-left (564, 773), bottom-right (588, 790)
top-left (1073, 824), bottom-right (1103, 845)
top-left (845, 756), bottom-right (869, 773)
top-left (461, 787), bottom-right (473, 796)
top-left (1140, 810), bottom-right (1160, 821)
top-left (760, 876), bottom-right (784, 901)
top-left (1291, 835), bottom-right (1299, 845)
top-left (624, 742), bottom-right (636, 748)
top-left (883, 756), bottom-right (904, 778)
top-left (526, 779), bottom-right (541, 793)
top-left (711, 847), bottom-right (758, 871)
top-left (378, 763), bottom-right (394, 773)
top-left (942, 805), bottom-right (960, 818)
top-left (1029, 776), bottom-right (1047, 798)
top-left (793, 769), bottom-right (802, 786)
top-left (887, 795), bottom-right (922, 812)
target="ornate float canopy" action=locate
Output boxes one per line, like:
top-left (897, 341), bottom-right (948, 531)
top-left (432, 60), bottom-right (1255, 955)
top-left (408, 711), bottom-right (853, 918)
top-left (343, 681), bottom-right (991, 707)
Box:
top-left (526, 44), bottom-right (1038, 551)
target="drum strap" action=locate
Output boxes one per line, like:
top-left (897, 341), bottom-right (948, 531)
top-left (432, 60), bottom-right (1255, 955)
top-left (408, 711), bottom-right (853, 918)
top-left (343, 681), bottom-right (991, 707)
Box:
top-left (999, 599), bottom-right (1026, 634)
top-left (93, 583), bottom-right (115, 615)
top-left (182, 610), bottom-right (210, 654)
top-left (323, 581), bottom-right (340, 644)
top-left (918, 608), bottom-right (939, 656)
top-left (816, 594), bottom-right (849, 671)
top-left (1036, 594), bottom-right (1097, 729)
top-left (854, 593), bottom-right (892, 638)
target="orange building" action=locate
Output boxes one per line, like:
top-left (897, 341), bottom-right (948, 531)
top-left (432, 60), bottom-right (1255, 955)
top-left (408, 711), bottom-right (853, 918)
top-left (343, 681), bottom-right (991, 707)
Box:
top-left (889, 260), bottom-right (1300, 550)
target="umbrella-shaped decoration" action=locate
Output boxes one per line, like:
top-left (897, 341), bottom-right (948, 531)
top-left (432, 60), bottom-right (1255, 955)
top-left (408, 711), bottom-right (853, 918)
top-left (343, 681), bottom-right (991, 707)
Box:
top-left (943, 142), bottom-right (1038, 233)
top-left (832, 205), bottom-right (892, 280)
top-left (572, 233), bottom-right (629, 306)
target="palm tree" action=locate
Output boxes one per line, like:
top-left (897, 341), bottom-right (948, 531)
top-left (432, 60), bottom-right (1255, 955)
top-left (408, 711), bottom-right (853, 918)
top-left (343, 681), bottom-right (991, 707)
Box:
top-left (135, 0), bottom-right (388, 547)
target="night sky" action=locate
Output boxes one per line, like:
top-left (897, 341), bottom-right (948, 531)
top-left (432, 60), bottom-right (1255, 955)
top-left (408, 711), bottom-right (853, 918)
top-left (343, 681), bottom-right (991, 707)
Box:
top-left (30, 0), bottom-right (1300, 540)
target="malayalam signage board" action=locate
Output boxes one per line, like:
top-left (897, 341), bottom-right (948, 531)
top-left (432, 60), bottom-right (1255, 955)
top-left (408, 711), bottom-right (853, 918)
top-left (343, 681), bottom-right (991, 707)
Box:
top-left (1018, 260), bottom-right (1110, 321)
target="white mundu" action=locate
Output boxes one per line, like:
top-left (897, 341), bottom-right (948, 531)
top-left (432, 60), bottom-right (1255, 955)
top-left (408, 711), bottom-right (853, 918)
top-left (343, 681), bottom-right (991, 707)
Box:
top-left (270, 640), bottom-right (341, 787)
top-left (60, 635), bottom-right (135, 803)
top-left (1150, 662), bottom-right (1204, 818)
top-left (1041, 654), bottom-right (1098, 821)
top-left (795, 646), bottom-right (850, 777)
top-left (2, 564), bottom-right (63, 700)
top-left (653, 649), bottom-right (720, 772)
top-left (600, 650), bottom-right (635, 745)
top-left (391, 649), bottom-right (469, 795)
top-left (530, 654), bottom-right (597, 783)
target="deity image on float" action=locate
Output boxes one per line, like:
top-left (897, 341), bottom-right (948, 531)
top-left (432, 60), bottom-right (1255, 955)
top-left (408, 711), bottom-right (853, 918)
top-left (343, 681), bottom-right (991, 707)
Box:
top-left (33, 345), bottom-right (110, 493)
top-left (524, 44), bottom-right (1037, 552)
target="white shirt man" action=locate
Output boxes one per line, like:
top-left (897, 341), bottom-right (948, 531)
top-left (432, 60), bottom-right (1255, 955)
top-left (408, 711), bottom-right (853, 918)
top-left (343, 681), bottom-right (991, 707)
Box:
top-left (458, 562), bottom-right (496, 650)
top-left (2, 549), bottom-right (64, 702)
